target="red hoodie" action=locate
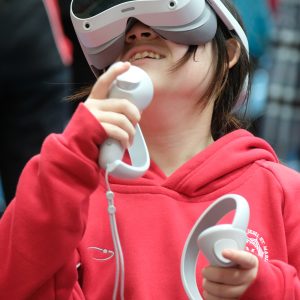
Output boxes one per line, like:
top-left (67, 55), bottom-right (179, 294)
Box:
top-left (1, 104), bottom-right (300, 299)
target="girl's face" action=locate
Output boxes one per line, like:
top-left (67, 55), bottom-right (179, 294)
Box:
top-left (120, 22), bottom-right (215, 104)
top-left (120, 21), bottom-right (216, 131)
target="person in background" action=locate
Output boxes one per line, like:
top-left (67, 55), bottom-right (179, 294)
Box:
top-left (58, 0), bottom-right (96, 109)
top-left (269, 0), bottom-right (279, 13)
top-left (0, 0), bottom-right (72, 207)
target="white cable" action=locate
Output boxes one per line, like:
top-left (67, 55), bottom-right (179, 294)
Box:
top-left (105, 170), bottom-right (125, 300)
top-left (115, 217), bottom-right (125, 298)
top-left (107, 190), bottom-right (120, 300)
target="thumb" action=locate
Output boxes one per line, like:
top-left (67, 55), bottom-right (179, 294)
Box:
top-left (222, 249), bottom-right (258, 269)
top-left (90, 61), bottom-right (131, 99)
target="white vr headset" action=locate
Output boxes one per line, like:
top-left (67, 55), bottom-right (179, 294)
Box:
top-left (70, 0), bottom-right (249, 75)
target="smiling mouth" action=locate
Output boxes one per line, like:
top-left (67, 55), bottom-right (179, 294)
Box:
top-left (129, 51), bottom-right (163, 63)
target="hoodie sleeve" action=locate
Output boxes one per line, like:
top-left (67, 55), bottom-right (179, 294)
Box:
top-left (242, 165), bottom-right (300, 300)
top-left (0, 104), bottom-right (107, 299)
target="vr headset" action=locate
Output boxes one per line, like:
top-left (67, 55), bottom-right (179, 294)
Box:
top-left (70, 0), bottom-right (249, 75)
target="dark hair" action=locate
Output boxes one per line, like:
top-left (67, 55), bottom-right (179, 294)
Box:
top-left (70, 0), bottom-right (251, 139)
top-left (170, 0), bottom-right (251, 139)
top-left (211, 0), bottom-right (251, 139)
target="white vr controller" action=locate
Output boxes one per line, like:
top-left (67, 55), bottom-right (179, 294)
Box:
top-left (181, 194), bottom-right (250, 300)
top-left (98, 65), bottom-right (154, 178)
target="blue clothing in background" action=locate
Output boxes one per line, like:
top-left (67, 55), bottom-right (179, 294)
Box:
top-left (232, 0), bottom-right (274, 60)
top-left (0, 180), bottom-right (5, 216)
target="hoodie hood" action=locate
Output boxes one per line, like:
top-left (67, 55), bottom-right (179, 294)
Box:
top-left (109, 129), bottom-right (278, 198)
top-left (163, 129), bottom-right (278, 196)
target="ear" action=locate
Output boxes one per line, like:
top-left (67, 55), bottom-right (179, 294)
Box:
top-left (226, 38), bottom-right (241, 69)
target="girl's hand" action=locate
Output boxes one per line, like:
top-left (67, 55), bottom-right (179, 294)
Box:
top-left (84, 61), bottom-right (141, 149)
top-left (202, 249), bottom-right (259, 300)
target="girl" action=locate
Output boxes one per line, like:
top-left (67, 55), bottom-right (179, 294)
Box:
top-left (0, 0), bottom-right (300, 299)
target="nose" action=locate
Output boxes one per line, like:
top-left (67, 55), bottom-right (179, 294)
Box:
top-left (125, 21), bottom-right (158, 43)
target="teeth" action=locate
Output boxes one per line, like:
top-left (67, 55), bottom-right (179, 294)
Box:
top-left (129, 51), bottom-right (162, 62)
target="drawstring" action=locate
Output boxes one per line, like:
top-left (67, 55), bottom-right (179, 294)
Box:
top-left (105, 170), bottom-right (125, 300)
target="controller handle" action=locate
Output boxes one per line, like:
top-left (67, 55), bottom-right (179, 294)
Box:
top-left (181, 194), bottom-right (249, 300)
top-left (98, 65), bottom-right (153, 178)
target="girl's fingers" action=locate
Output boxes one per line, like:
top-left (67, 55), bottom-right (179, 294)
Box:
top-left (92, 110), bottom-right (137, 145)
top-left (83, 61), bottom-right (141, 148)
top-left (88, 98), bottom-right (141, 125)
top-left (85, 98), bottom-right (141, 139)
top-left (202, 253), bottom-right (258, 286)
top-left (202, 251), bottom-right (259, 299)
top-left (202, 266), bottom-right (245, 285)
top-left (202, 278), bottom-right (244, 299)
top-left (90, 61), bottom-right (131, 99)
top-left (101, 122), bottom-right (132, 149)
top-left (203, 291), bottom-right (238, 300)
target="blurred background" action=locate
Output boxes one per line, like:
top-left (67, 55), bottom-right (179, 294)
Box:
top-left (0, 0), bottom-right (93, 216)
top-left (1, 0), bottom-right (299, 215)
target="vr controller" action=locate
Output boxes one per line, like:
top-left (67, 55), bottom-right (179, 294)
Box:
top-left (99, 65), bottom-right (154, 178)
top-left (181, 194), bottom-right (249, 300)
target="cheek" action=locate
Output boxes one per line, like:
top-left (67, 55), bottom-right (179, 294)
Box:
top-left (188, 53), bottom-right (215, 95)
top-left (146, 63), bottom-right (176, 91)
top-left (173, 61), bottom-right (214, 97)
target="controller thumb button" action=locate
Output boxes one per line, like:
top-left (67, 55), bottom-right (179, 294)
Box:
top-left (214, 239), bottom-right (238, 264)
top-left (116, 78), bottom-right (139, 90)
